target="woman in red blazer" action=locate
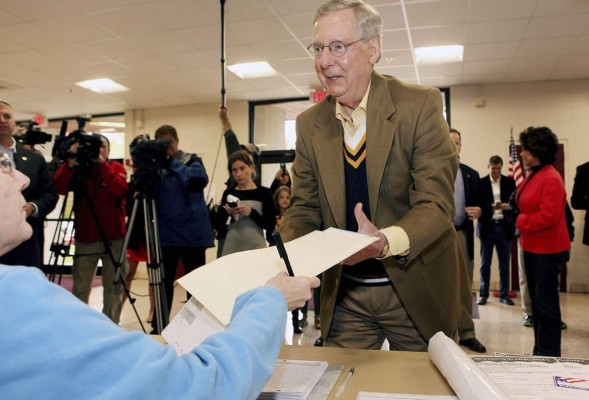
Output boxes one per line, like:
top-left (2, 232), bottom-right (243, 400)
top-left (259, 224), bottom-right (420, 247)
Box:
top-left (516, 127), bottom-right (570, 357)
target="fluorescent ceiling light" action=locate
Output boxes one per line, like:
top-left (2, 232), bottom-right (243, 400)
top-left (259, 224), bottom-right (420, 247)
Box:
top-left (91, 121), bottom-right (126, 128)
top-left (76, 78), bottom-right (129, 93)
top-left (227, 62), bottom-right (277, 79)
top-left (415, 45), bottom-right (463, 65)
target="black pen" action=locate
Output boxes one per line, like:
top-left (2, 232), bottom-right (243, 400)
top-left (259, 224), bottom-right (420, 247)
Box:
top-left (272, 232), bottom-right (295, 276)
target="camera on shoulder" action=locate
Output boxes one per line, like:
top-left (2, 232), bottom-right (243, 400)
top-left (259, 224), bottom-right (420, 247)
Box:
top-left (14, 121), bottom-right (53, 147)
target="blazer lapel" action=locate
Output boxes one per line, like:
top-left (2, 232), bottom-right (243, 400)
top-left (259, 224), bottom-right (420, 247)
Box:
top-left (312, 101), bottom-right (346, 229)
top-left (366, 73), bottom-right (396, 223)
top-left (14, 146), bottom-right (32, 176)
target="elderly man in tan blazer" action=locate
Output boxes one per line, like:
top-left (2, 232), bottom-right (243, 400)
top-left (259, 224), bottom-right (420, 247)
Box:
top-left (280, 0), bottom-right (469, 351)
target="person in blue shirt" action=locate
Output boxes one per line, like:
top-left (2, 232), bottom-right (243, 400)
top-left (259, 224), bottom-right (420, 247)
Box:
top-left (0, 150), bottom-right (320, 400)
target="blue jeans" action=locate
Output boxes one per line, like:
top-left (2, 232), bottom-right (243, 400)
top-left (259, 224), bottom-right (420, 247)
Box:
top-left (479, 223), bottom-right (511, 299)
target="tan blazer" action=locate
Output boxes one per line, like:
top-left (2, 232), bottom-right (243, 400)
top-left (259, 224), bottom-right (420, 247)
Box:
top-left (280, 72), bottom-right (469, 342)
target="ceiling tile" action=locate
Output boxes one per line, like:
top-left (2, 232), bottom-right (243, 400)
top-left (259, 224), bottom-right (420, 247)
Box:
top-left (466, 20), bottom-right (528, 43)
top-left (405, 0), bottom-right (469, 28)
top-left (463, 41), bottom-right (520, 61)
top-left (227, 18), bottom-right (293, 44)
top-left (462, 59), bottom-right (511, 75)
top-left (410, 25), bottom-right (467, 47)
top-left (468, 0), bottom-right (537, 22)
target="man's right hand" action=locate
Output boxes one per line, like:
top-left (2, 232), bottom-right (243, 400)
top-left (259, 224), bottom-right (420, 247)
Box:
top-left (219, 106), bottom-right (231, 132)
top-left (265, 273), bottom-right (320, 311)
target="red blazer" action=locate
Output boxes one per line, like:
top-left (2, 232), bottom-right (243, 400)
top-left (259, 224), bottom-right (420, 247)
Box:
top-left (516, 165), bottom-right (570, 254)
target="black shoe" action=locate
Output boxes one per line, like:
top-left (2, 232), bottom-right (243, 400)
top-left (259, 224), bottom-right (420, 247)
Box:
top-left (477, 297), bottom-right (487, 305)
top-left (561, 321), bottom-right (567, 330)
top-left (293, 326), bottom-right (302, 334)
top-left (522, 315), bottom-right (533, 327)
top-left (500, 297), bottom-right (515, 306)
top-left (314, 337), bottom-right (324, 347)
top-left (459, 338), bottom-right (487, 353)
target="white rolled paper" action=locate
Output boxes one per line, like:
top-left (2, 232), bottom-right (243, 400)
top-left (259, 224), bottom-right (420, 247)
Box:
top-left (428, 332), bottom-right (511, 400)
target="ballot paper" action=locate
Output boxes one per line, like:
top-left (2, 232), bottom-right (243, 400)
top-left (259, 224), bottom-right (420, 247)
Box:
top-left (473, 355), bottom-right (589, 399)
top-left (177, 228), bottom-right (378, 325)
top-left (161, 297), bottom-right (224, 355)
top-left (258, 359), bottom-right (329, 400)
top-left (428, 332), bottom-right (589, 400)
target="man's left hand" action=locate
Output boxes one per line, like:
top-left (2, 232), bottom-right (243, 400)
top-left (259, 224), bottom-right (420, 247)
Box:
top-left (342, 203), bottom-right (388, 265)
top-left (465, 206), bottom-right (481, 220)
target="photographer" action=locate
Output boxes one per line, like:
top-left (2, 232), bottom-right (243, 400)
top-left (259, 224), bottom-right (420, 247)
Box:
top-left (151, 125), bottom-right (214, 334)
top-left (0, 100), bottom-right (58, 268)
top-left (53, 134), bottom-right (128, 323)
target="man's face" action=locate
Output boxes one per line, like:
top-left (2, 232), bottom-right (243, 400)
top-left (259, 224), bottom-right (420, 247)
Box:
top-left (0, 103), bottom-right (16, 143)
top-left (312, 8), bottom-right (380, 109)
top-left (0, 154), bottom-right (32, 256)
top-left (450, 132), bottom-right (461, 154)
top-left (489, 163), bottom-right (502, 180)
top-left (159, 133), bottom-right (179, 157)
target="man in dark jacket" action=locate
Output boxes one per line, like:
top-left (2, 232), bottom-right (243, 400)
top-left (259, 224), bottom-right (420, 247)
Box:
top-left (571, 161), bottom-right (589, 246)
top-left (450, 128), bottom-right (487, 353)
top-left (477, 155), bottom-right (516, 306)
top-left (0, 101), bottom-right (58, 268)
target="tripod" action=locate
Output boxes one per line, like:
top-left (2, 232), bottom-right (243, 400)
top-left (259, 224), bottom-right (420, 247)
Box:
top-left (116, 189), bottom-right (169, 334)
top-left (47, 190), bottom-right (75, 285)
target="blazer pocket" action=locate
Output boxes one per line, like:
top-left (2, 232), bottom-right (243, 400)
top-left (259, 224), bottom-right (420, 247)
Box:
top-left (420, 228), bottom-right (455, 265)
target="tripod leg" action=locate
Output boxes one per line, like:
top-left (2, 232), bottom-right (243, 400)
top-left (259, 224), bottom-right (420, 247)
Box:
top-left (144, 197), bottom-right (169, 334)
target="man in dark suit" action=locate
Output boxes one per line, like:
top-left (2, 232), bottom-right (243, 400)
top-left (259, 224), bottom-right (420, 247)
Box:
top-left (449, 128), bottom-right (487, 353)
top-left (477, 155), bottom-right (516, 306)
top-left (571, 161), bottom-right (589, 246)
top-left (281, 0), bottom-right (469, 352)
top-left (0, 100), bottom-right (58, 268)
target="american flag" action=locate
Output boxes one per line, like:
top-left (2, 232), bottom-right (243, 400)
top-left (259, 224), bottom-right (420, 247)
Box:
top-left (508, 133), bottom-right (524, 188)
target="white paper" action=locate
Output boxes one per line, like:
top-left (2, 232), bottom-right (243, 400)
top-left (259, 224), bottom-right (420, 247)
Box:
top-left (258, 359), bottom-right (329, 399)
top-left (427, 332), bottom-right (511, 400)
top-left (178, 228), bottom-right (377, 325)
top-left (161, 297), bottom-right (225, 355)
top-left (473, 356), bottom-right (589, 399)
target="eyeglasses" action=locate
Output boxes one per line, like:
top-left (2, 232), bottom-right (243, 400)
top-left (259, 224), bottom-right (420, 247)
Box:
top-left (0, 152), bottom-right (13, 175)
top-left (306, 39), bottom-right (363, 58)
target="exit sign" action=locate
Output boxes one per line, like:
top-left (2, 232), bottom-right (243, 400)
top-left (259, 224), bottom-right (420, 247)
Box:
top-left (32, 114), bottom-right (47, 127)
top-left (310, 90), bottom-right (327, 103)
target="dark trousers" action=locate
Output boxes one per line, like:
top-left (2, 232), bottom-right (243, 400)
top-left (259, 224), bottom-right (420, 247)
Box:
top-left (151, 246), bottom-right (206, 332)
top-left (479, 223), bottom-right (511, 299)
top-left (523, 250), bottom-right (563, 357)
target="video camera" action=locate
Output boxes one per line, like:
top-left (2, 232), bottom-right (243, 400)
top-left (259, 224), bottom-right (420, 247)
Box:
top-left (54, 116), bottom-right (103, 168)
top-left (129, 134), bottom-right (170, 171)
top-left (14, 122), bottom-right (53, 146)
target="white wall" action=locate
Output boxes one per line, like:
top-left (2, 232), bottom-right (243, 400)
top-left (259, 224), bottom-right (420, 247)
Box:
top-left (451, 79), bottom-right (589, 293)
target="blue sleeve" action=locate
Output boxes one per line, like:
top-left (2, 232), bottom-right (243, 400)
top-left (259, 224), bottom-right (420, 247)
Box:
top-left (169, 154), bottom-right (208, 191)
top-left (0, 266), bottom-right (287, 400)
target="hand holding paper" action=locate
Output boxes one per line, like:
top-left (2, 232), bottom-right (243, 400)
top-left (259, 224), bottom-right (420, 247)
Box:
top-left (266, 273), bottom-right (320, 311)
top-left (342, 203), bottom-right (388, 265)
top-left (178, 228), bottom-right (378, 325)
